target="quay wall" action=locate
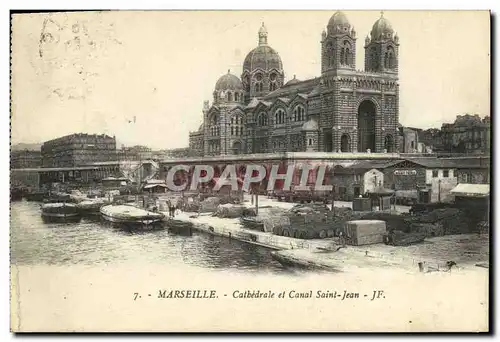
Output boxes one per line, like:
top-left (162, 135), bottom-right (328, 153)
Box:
top-left (168, 212), bottom-right (333, 251)
top-left (168, 211), bottom-right (452, 272)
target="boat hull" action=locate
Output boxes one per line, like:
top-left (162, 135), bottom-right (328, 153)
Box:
top-left (25, 192), bottom-right (46, 202)
top-left (100, 214), bottom-right (163, 230)
top-left (41, 212), bottom-right (82, 223)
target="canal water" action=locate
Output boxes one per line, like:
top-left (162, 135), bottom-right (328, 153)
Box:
top-left (10, 201), bottom-right (291, 273)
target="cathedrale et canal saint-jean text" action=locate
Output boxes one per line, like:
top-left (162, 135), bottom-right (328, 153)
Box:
top-left (153, 289), bottom-right (386, 301)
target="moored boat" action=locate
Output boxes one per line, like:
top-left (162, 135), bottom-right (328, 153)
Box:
top-left (10, 188), bottom-right (24, 201)
top-left (100, 204), bottom-right (165, 229)
top-left (76, 198), bottom-right (110, 216)
top-left (41, 203), bottom-right (82, 223)
top-left (25, 191), bottom-right (46, 202)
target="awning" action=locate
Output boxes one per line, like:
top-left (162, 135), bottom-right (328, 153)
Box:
top-left (450, 183), bottom-right (490, 197)
top-left (145, 179), bottom-right (166, 184)
top-left (144, 183), bottom-right (168, 189)
top-left (368, 186), bottom-right (395, 196)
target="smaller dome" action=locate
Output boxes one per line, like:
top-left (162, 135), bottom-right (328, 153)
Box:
top-left (285, 75), bottom-right (301, 86)
top-left (371, 13), bottom-right (394, 40)
top-left (215, 70), bottom-right (243, 91)
top-left (302, 119), bottom-right (319, 131)
top-left (328, 11), bottom-right (350, 28)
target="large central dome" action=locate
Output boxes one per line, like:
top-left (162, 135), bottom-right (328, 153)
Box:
top-left (243, 45), bottom-right (283, 72)
top-left (243, 23), bottom-right (283, 73)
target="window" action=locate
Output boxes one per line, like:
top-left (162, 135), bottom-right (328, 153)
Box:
top-left (443, 170), bottom-right (449, 178)
top-left (341, 41), bottom-right (351, 65)
top-left (432, 170), bottom-right (438, 178)
top-left (230, 115), bottom-right (243, 137)
top-left (258, 112), bottom-right (268, 126)
top-left (235, 93), bottom-right (239, 102)
top-left (386, 46), bottom-right (396, 69)
top-left (254, 73), bottom-right (263, 93)
top-left (227, 92), bottom-right (232, 101)
top-left (308, 138), bottom-right (312, 146)
top-left (275, 109), bottom-right (285, 125)
top-left (270, 73), bottom-right (278, 91)
top-left (293, 106), bottom-right (305, 122)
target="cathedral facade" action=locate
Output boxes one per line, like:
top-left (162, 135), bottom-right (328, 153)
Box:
top-left (189, 11), bottom-right (400, 156)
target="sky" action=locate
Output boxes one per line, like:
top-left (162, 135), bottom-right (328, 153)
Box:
top-left (10, 10), bottom-right (490, 149)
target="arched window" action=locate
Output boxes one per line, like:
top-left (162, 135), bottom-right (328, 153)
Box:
top-left (209, 114), bottom-right (218, 136)
top-left (327, 42), bottom-right (334, 67)
top-left (270, 73), bottom-right (278, 91)
top-left (258, 112), bottom-right (268, 126)
top-left (275, 109), bottom-right (285, 125)
top-left (235, 92), bottom-right (239, 102)
top-left (293, 105), bottom-right (305, 122)
top-left (230, 115), bottom-right (244, 137)
top-left (244, 76), bottom-right (250, 92)
top-left (370, 46), bottom-right (378, 70)
top-left (342, 41), bottom-right (351, 65)
top-left (227, 92), bottom-right (232, 102)
top-left (308, 138), bottom-right (313, 146)
top-left (386, 46), bottom-right (396, 69)
top-left (254, 73), bottom-right (263, 93)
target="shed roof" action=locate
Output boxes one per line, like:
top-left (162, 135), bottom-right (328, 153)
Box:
top-left (450, 183), bottom-right (490, 197)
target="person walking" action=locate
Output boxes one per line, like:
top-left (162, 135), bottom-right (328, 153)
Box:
top-left (166, 199), bottom-right (173, 218)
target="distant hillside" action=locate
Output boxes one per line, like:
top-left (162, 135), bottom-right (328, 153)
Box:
top-left (10, 143), bottom-right (41, 151)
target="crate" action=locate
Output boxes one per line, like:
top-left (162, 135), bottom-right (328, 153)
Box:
top-left (344, 220), bottom-right (387, 246)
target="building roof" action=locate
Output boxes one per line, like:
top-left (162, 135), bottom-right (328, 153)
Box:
top-left (450, 183), bottom-right (490, 197)
top-left (263, 77), bottom-right (320, 100)
top-left (302, 119), bottom-right (319, 131)
top-left (11, 166), bottom-right (102, 172)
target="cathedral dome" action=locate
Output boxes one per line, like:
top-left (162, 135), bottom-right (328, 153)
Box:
top-left (302, 119), bottom-right (319, 131)
top-left (327, 11), bottom-right (351, 34)
top-left (370, 14), bottom-right (394, 40)
top-left (243, 46), bottom-right (283, 72)
top-left (328, 11), bottom-right (350, 28)
top-left (215, 71), bottom-right (243, 91)
top-left (243, 23), bottom-right (283, 73)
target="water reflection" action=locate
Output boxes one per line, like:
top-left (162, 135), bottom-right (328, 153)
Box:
top-left (10, 201), bottom-right (299, 274)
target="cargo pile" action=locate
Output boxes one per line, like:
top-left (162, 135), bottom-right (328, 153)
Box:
top-left (214, 204), bottom-right (246, 218)
top-left (343, 220), bottom-right (387, 246)
top-left (406, 208), bottom-right (470, 236)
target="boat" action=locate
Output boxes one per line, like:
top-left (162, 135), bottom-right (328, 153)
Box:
top-left (25, 191), bottom-right (46, 202)
top-left (41, 203), bottom-right (82, 223)
top-left (76, 198), bottom-right (110, 216)
top-left (10, 188), bottom-right (24, 201)
top-left (100, 204), bottom-right (165, 228)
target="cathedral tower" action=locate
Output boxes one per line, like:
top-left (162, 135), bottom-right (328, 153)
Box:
top-left (321, 11), bottom-right (357, 73)
top-left (364, 12), bottom-right (400, 74)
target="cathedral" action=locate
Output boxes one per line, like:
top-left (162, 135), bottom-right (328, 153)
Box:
top-left (189, 11), bottom-right (400, 156)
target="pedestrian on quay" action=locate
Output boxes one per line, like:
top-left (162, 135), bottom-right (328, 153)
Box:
top-left (166, 199), bottom-right (172, 218)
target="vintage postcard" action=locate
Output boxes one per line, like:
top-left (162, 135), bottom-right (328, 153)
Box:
top-left (10, 10), bottom-right (490, 332)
